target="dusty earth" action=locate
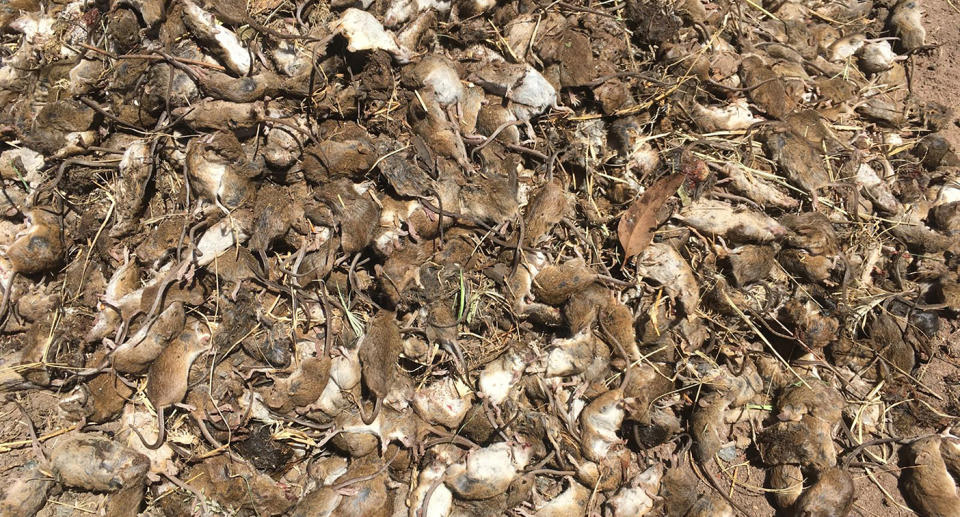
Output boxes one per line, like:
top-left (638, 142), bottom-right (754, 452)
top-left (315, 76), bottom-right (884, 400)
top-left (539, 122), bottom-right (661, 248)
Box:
top-left (912, 0), bottom-right (960, 147)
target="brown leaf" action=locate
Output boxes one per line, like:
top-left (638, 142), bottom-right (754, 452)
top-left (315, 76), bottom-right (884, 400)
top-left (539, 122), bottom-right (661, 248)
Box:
top-left (617, 173), bottom-right (684, 259)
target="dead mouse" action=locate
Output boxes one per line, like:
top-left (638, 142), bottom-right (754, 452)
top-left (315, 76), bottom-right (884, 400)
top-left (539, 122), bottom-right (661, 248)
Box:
top-left (5, 208), bottom-right (64, 275)
top-left (202, 0), bottom-right (320, 41)
top-left (356, 311), bottom-right (402, 424)
top-left (133, 319), bottom-right (212, 449)
top-left (889, 0), bottom-right (926, 51)
top-left (901, 435), bottom-right (960, 517)
top-left (793, 467), bottom-right (854, 517)
top-left (290, 452), bottom-right (397, 517)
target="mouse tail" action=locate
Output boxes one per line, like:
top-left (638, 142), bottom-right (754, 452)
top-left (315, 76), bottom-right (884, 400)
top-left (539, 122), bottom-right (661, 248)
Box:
top-left (359, 396), bottom-right (382, 425)
top-left (133, 406), bottom-right (166, 450)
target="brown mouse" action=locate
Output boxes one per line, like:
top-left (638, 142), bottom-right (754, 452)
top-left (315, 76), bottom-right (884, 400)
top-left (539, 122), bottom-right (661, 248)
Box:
top-left (202, 0), bottom-right (324, 42)
top-left (290, 453), bottom-right (397, 517)
top-left (133, 319), bottom-right (211, 449)
top-left (522, 179), bottom-right (570, 246)
top-left (111, 302), bottom-right (185, 374)
top-left (723, 245), bottom-right (776, 287)
top-left (941, 434), bottom-right (960, 480)
top-left (768, 464), bottom-right (803, 509)
top-left (356, 311), bottom-right (402, 424)
top-left (901, 435), bottom-right (960, 517)
top-left (793, 467), bottom-right (855, 517)
top-left (532, 257), bottom-right (597, 306)
top-left (5, 208), bottom-right (64, 275)
top-left (185, 132), bottom-right (255, 212)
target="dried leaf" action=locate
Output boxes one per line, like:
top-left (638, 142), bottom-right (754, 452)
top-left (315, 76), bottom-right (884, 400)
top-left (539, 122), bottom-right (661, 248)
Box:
top-left (618, 173), bottom-right (684, 259)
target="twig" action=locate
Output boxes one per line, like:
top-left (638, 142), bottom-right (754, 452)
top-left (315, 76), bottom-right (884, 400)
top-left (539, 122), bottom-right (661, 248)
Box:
top-left (703, 77), bottom-right (781, 92)
top-left (0, 423), bottom-right (80, 453)
top-left (74, 191), bottom-right (116, 299)
top-left (123, 53), bottom-right (228, 72)
top-left (14, 401), bottom-right (46, 463)
top-left (720, 290), bottom-right (811, 389)
top-left (556, 1), bottom-right (618, 18)
top-left (79, 97), bottom-right (147, 133)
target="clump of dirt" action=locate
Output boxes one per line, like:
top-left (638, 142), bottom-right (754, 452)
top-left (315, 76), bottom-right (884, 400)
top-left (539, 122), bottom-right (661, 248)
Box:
top-left (1, 0), bottom-right (960, 516)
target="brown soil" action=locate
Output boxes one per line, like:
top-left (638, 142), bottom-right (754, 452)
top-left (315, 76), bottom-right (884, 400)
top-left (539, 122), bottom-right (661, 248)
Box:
top-left (912, 1), bottom-right (960, 145)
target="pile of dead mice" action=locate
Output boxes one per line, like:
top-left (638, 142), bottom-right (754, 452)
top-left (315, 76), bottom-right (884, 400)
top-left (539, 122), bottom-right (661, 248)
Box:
top-left (1, 0), bottom-right (960, 515)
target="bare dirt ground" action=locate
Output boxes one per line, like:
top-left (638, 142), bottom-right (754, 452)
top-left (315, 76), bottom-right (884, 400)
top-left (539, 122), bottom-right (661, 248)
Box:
top-left (912, 0), bottom-right (960, 146)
